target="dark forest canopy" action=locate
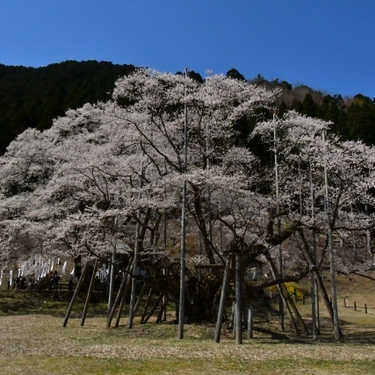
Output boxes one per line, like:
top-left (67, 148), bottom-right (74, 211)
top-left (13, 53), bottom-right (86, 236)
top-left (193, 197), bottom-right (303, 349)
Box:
top-left (0, 61), bottom-right (375, 155)
top-left (0, 60), bottom-right (135, 155)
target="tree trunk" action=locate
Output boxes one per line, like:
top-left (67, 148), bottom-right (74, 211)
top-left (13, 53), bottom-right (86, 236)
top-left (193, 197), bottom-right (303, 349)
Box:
top-left (191, 185), bottom-right (221, 271)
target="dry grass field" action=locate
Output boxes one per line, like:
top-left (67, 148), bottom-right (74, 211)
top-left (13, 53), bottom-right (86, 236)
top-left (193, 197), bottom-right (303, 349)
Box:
top-left (0, 272), bottom-right (375, 374)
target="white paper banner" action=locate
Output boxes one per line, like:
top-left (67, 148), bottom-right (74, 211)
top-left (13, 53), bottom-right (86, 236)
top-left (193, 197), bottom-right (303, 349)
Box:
top-left (62, 261), bottom-right (67, 275)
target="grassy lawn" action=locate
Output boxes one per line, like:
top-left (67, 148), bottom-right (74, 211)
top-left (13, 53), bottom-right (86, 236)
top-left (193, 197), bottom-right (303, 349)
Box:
top-left (1, 276), bottom-right (375, 375)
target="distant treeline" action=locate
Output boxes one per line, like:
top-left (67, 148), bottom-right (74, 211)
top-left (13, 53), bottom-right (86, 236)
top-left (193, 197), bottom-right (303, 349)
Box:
top-left (0, 61), bottom-right (374, 155)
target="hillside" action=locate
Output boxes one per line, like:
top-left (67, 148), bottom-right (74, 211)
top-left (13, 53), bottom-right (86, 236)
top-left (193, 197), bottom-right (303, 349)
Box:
top-left (0, 60), bottom-right (135, 154)
top-left (1, 61), bottom-right (375, 155)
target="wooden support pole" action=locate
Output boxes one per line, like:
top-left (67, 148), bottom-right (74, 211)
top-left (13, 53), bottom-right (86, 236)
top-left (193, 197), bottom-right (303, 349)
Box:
top-left (162, 295), bottom-right (167, 322)
top-left (140, 287), bottom-right (153, 324)
top-left (114, 266), bottom-right (133, 328)
top-left (81, 259), bottom-right (98, 326)
top-left (268, 258), bottom-right (300, 336)
top-left (214, 256), bottom-right (232, 343)
top-left (107, 249), bottom-right (116, 320)
top-left (162, 268), bottom-right (167, 321)
top-left (62, 261), bottom-right (89, 327)
top-left (297, 228), bottom-right (340, 337)
top-left (247, 301), bottom-right (254, 339)
top-left (269, 257), bottom-right (309, 336)
top-left (314, 278), bottom-right (320, 335)
top-left (235, 253), bottom-right (243, 344)
top-left (156, 295), bottom-right (168, 323)
top-left (129, 210), bottom-right (141, 329)
top-left (133, 282), bottom-right (146, 318)
top-left (178, 67), bottom-right (188, 340)
top-left (282, 283), bottom-right (309, 335)
top-left (107, 268), bottom-right (128, 328)
top-left (142, 295), bottom-right (163, 324)
top-left (231, 301), bottom-right (235, 334)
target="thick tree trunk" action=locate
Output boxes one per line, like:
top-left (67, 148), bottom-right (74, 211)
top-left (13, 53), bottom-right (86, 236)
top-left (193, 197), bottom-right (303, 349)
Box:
top-left (191, 185), bottom-right (219, 267)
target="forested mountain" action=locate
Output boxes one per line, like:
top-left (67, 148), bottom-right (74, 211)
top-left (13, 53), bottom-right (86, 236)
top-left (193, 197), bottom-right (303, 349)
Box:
top-left (249, 73), bottom-right (375, 145)
top-left (0, 60), bottom-right (135, 154)
top-left (0, 61), bottom-right (375, 155)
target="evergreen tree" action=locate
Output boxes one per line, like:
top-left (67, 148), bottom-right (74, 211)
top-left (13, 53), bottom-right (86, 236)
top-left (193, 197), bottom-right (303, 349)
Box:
top-left (226, 68), bottom-right (246, 81)
top-left (297, 93), bottom-right (317, 117)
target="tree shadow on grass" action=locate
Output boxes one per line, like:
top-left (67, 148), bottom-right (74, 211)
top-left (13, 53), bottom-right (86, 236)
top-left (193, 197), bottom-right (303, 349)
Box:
top-left (253, 326), bottom-right (292, 341)
top-left (0, 290), bottom-right (108, 318)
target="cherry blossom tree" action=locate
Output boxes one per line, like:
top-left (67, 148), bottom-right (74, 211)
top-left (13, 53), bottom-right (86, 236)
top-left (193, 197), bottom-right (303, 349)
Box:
top-left (1, 69), bottom-right (375, 341)
top-left (0, 69), bottom-right (281, 325)
top-left (109, 69), bottom-right (279, 263)
top-left (252, 111), bottom-right (375, 340)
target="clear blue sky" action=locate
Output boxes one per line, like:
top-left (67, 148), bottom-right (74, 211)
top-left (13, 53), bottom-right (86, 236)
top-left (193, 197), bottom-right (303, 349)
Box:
top-left (1, 1), bottom-right (374, 98)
